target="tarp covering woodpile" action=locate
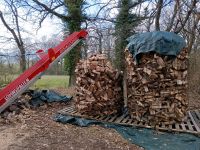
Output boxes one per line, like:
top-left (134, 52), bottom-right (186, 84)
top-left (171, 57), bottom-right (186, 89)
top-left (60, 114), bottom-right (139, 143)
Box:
top-left (126, 31), bottom-right (186, 62)
top-left (75, 54), bottom-right (123, 116)
top-left (125, 31), bottom-right (188, 125)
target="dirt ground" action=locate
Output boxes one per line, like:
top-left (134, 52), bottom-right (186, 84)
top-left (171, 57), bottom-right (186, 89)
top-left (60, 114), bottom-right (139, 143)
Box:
top-left (1, 85), bottom-right (199, 150)
top-left (0, 88), bottom-right (143, 150)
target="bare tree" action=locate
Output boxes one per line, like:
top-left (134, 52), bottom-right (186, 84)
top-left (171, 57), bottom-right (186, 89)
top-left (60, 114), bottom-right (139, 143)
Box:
top-left (166, 0), bottom-right (179, 31)
top-left (135, 0), bottom-right (199, 52)
top-left (0, 0), bottom-right (26, 72)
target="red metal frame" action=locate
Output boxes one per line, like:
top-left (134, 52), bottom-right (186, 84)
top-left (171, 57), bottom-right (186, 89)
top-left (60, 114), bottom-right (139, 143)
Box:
top-left (0, 30), bottom-right (88, 111)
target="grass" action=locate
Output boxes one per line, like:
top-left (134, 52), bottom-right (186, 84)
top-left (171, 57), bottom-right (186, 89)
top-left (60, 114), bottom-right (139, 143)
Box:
top-left (0, 74), bottom-right (69, 89)
top-left (32, 75), bottom-right (69, 89)
top-left (0, 74), bottom-right (17, 87)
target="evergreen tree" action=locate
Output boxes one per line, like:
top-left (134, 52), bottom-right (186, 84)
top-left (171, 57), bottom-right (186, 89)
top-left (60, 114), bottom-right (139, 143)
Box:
top-left (63, 0), bottom-right (85, 86)
top-left (29, 0), bottom-right (87, 86)
top-left (115, 0), bottom-right (140, 71)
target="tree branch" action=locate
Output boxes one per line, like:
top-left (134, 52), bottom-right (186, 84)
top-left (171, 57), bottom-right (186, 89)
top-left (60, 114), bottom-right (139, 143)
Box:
top-left (0, 11), bottom-right (21, 47)
top-left (95, 0), bottom-right (112, 18)
top-left (174, 0), bottom-right (197, 33)
top-left (32, 0), bottom-right (69, 21)
top-left (129, 0), bottom-right (147, 9)
top-left (166, 0), bottom-right (179, 31)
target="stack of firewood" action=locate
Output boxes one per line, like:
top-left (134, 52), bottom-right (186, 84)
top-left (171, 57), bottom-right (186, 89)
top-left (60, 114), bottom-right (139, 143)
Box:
top-left (75, 54), bottom-right (123, 116)
top-left (125, 48), bottom-right (188, 125)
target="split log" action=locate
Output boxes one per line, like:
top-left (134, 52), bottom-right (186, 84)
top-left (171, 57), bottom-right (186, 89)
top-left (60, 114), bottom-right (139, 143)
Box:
top-left (75, 54), bottom-right (123, 116)
top-left (125, 48), bottom-right (188, 125)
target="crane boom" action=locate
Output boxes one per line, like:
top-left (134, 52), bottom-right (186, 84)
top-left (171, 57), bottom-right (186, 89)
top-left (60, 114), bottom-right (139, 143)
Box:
top-left (0, 30), bottom-right (88, 113)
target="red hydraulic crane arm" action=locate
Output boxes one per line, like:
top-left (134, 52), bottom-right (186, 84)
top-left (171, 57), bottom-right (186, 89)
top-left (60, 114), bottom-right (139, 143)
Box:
top-left (0, 30), bottom-right (88, 113)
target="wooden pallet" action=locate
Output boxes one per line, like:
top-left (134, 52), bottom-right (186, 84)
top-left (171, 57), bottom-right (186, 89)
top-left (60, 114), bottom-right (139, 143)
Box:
top-left (58, 105), bottom-right (200, 135)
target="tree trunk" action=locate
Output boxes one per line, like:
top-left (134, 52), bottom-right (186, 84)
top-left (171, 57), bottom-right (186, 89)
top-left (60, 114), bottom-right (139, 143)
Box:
top-left (19, 46), bottom-right (26, 72)
top-left (166, 1), bottom-right (178, 31)
top-left (27, 55), bottom-right (30, 69)
top-left (99, 37), bottom-right (102, 54)
top-left (64, 0), bottom-right (83, 87)
top-left (83, 41), bottom-right (88, 59)
top-left (155, 0), bottom-right (163, 31)
top-left (68, 45), bottom-right (81, 87)
top-left (188, 14), bottom-right (199, 53)
top-left (69, 72), bottom-right (76, 86)
top-left (115, 0), bottom-right (140, 71)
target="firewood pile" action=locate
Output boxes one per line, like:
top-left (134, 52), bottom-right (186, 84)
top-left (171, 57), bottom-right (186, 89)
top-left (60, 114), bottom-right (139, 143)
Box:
top-left (75, 54), bottom-right (123, 116)
top-left (125, 48), bottom-right (188, 125)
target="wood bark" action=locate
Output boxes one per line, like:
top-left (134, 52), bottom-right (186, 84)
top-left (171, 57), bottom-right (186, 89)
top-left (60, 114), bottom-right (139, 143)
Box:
top-left (75, 54), bottom-right (123, 116)
top-left (125, 48), bottom-right (188, 125)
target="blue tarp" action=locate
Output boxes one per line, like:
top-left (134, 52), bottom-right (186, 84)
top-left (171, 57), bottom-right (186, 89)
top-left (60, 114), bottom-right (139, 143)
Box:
top-left (28, 90), bottom-right (72, 107)
top-left (54, 114), bottom-right (200, 150)
top-left (126, 31), bottom-right (186, 62)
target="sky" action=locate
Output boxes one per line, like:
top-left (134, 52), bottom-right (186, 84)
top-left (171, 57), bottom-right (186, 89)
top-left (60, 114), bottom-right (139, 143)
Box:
top-left (0, 19), bottom-right (62, 53)
top-left (0, 0), bottom-right (118, 53)
top-left (0, 1), bottom-right (64, 53)
top-left (0, 13), bottom-right (61, 35)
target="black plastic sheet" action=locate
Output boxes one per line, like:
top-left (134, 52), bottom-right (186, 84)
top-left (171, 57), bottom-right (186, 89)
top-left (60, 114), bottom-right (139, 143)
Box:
top-left (54, 114), bottom-right (200, 150)
top-left (27, 90), bottom-right (72, 107)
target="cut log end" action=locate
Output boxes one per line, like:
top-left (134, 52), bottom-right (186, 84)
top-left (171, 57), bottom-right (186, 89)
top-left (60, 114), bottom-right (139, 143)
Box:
top-left (125, 48), bottom-right (188, 125)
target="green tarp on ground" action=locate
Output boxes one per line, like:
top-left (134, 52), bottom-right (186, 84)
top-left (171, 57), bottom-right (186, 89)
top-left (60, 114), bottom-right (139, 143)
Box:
top-left (126, 31), bottom-right (186, 62)
top-left (54, 114), bottom-right (200, 150)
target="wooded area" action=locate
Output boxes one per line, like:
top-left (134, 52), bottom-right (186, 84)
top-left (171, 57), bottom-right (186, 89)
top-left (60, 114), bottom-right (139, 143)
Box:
top-left (1, 1), bottom-right (200, 149)
top-left (0, 0), bottom-right (199, 83)
top-left (0, 0), bottom-right (200, 116)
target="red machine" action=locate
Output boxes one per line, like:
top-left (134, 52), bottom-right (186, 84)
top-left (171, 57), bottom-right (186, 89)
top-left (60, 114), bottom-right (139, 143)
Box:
top-left (0, 30), bottom-right (88, 113)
